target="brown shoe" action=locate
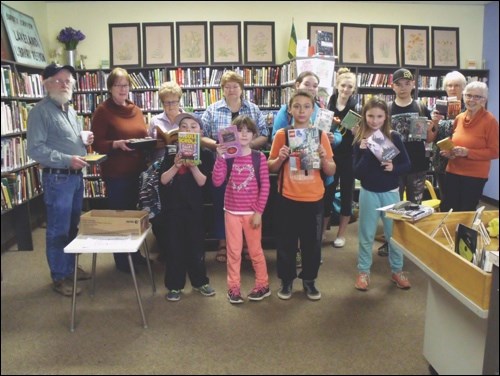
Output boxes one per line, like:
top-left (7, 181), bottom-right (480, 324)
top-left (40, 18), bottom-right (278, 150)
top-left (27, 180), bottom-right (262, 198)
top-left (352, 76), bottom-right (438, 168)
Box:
top-left (391, 272), bottom-right (411, 289)
top-left (65, 266), bottom-right (92, 281)
top-left (53, 279), bottom-right (82, 297)
top-left (355, 272), bottom-right (370, 291)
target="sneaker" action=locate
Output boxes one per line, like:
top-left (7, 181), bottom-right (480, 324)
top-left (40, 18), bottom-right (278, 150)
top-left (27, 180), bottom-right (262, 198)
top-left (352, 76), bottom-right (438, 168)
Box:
top-left (302, 280), bottom-right (321, 300)
top-left (193, 284), bottom-right (216, 297)
top-left (333, 237), bottom-right (346, 248)
top-left (165, 290), bottom-right (181, 301)
top-left (227, 287), bottom-right (244, 304)
top-left (355, 272), bottom-right (370, 291)
top-left (377, 242), bottom-right (389, 257)
top-left (277, 280), bottom-right (293, 300)
top-left (248, 286), bottom-right (271, 301)
top-left (296, 249), bottom-right (302, 268)
top-left (52, 279), bottom-right (81, 297)
top-left (391, 272), bottom-right (411, 290)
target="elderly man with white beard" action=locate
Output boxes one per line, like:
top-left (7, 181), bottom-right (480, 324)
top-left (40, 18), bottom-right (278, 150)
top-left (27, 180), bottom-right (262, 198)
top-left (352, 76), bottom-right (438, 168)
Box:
top-left (27, 64), bottom-right (93, 296)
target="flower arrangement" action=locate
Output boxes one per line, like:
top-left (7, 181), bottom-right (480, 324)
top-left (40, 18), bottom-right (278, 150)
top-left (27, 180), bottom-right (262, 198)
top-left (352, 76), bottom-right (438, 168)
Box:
top-left (57, 27), bottom-right (86, 51)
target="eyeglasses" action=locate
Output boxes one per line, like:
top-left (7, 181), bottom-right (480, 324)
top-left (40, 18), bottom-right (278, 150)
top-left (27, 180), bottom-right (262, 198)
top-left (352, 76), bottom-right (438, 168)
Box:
top-left (464, 94), bottom-right (484, 101)
top-left (113, 84), bottom-right (130, 89)
top-left (163, 101), bottom-right (180, 107)
top-left (53, 79), bottom-right (73, 86)
top-left (224, 85), bottom-right (241, 91)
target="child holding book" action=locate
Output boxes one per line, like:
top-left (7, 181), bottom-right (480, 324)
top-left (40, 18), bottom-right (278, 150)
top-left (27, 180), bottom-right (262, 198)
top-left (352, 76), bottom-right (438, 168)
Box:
top-left (212, 115), bottom-right (271, 304)
top-left (268, 90), bottom-right (336, 301)
top-left (158, 113), bottom-right (215, 302)
top-left (353, 97), bottom-right (411, 291)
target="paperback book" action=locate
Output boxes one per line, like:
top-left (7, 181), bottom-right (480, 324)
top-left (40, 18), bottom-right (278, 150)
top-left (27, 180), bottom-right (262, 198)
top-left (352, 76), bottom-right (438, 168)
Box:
top-left (435, 99), bottom-right (448, 118)
top-left (447, 99), bottom-right (461, 120)
top-left (366, 129), bottom-right (400, 162)
top-left (315, 30), bottom-right (334, 56)
top-left (313, 108), bottom-right (335, 133)
top-left (455, 223), bottom-right (478, 263)
top-left (408, 116), bottom-right (428, 141)
top-left (340, 110), bottom-right (362, 130)
top-left (436, 137), bottom-right (454, 151)
top-left (288, 128), bottom-right (320, 171)
top-left (218, 125), bottom-right (241, 159)
top-left (178, 132), bottom-right (201, 165)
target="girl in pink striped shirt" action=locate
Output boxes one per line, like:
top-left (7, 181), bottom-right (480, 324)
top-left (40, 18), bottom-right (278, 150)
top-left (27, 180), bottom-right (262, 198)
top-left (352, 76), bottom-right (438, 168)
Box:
top-left (212, 115), bottom-right (271, 304)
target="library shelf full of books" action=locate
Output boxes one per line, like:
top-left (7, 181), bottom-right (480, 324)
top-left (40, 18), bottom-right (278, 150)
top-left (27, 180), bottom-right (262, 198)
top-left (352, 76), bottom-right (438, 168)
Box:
top-left (1, 60), bottom-right (46, 250)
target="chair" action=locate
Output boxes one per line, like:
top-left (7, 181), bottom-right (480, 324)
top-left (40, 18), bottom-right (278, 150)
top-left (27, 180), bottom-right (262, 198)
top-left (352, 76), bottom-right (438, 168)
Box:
top-left (422, 180), bottom-right (441, 211)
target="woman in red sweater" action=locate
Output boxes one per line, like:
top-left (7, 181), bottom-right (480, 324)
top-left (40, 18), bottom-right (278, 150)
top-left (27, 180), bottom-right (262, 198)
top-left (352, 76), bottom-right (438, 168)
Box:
top-left (92, 67), bottom-right (149, 273)
top-left (440, 81), bottom-right (499, 211)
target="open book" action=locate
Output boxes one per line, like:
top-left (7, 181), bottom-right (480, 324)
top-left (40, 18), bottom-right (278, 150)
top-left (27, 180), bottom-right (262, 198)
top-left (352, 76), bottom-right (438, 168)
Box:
top-left (156, 127), bottom-right (179, 145)
top-left (366, 129), bottom-right (400, 162)
top-left (218, 125), bottom-right (241, 159)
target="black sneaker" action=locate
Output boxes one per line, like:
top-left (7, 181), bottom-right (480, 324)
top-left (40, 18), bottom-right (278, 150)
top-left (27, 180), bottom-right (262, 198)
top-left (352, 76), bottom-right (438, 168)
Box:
top-left (377, 242), bottom-right (389, 257)
top-left (227, 287), bottom-right (244, 304)
top-left (303, 280), bottom-right (321, 300)
top-left (248, 286), bottom-right (271, 301)
top-left (277, 280), bottom-right (293, 300)
top-left (296, 249), bottom-right (302, 268)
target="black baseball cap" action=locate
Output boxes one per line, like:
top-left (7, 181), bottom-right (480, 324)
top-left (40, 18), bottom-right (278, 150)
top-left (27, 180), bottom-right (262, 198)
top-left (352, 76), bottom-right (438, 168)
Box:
top-left (174, 113), bottom-right (202, 127)
top-left (393, 68), bottom-right (414, 83)
top-left (42, 63), bottom-right (76, 80)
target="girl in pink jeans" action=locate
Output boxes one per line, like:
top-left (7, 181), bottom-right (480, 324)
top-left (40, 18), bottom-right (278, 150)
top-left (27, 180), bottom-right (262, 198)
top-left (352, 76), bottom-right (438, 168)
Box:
top-left (212, 115), bottom-right (271, 304)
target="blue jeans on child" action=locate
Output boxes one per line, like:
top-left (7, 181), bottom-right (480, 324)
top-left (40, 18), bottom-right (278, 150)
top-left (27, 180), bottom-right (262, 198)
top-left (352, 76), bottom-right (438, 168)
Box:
top-left (43, 172), bottom-right (84, 281)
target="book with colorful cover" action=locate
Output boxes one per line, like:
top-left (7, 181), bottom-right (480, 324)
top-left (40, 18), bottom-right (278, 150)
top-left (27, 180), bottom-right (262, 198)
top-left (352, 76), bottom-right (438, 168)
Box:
top-left (366, 129), bottom-right (400, 162)
top-left (408, 116), bottom-right (428, 141)
top-left (455, 223), bottom-right (478, 263)
top-left (340, 110), bottom-right (362, 130)
top-left (435, 99), bottom-right (448, 118)
top-left (288, 128), bottom-right (321, 171)
top-left (313, 108), bottom-right (334, 133)
top-left (447, 99), bottom-right (461, 120)
top-left (218, 125), bottom-right (241, 159)
top-left (178, 132), bottom-right (201, 165)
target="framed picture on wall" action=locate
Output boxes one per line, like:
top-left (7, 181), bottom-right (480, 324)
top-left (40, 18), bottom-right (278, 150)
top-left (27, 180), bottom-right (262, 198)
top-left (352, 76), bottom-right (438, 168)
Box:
top-left (176, 22), bottom-right (208, 66)
top-left (244, 22), bottom-right (275, 64)
top-left (109, 23), bottom-right (141, 68)
top-left (339, 23), bottom-right (369, 65)
top-left (307, 22), bottom-right (338, 57)
top-left (401, 25), bottom-right (429, 67)
top-left (142, 22), bottom-right (174, 67)
top-left (210, 22), bottom-right (242, 65)
top-left (431, 26), bottom-right (460, 69)
top-left (369, 24), bottom-right (399, 66)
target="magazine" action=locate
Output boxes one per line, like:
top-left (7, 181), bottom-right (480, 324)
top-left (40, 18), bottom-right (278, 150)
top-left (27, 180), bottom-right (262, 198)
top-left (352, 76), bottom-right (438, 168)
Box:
top-left (178, 132), bottom-right (201, 165)
top-left (366, 129), bottom-right (400, 162)
top-left (313, 108), bottom-right (334, 133)
top-left (408, 116), bottom-right (428, 141)
top-left (288, 128), bottom-right (320, 171)
top-left (340, 110), bottom-right (362, 130)
top-left (218, 125), bottom-right (241, 159)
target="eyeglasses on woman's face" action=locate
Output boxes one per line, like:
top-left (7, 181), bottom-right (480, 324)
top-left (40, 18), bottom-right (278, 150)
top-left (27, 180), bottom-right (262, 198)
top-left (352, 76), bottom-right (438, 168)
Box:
top-left (163, 101), bottom-right (180, 107)
top-left (113, 84), bottom-right (130, 89)
top-left (464, 94), bottom-right (484, 101)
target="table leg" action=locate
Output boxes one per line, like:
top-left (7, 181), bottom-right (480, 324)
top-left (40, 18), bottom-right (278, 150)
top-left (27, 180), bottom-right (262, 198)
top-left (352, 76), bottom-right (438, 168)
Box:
top-left (70, 254), bottom-right (79, 332)
top-left (91, 253), bottom-right (97, 297)
top-left (128, 253), bottom-right (148, 329)
top-left (142, 240), bottom-right (156, 294)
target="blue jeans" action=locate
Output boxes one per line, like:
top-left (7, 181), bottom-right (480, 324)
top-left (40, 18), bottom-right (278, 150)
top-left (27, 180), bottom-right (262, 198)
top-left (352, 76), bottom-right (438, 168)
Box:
top-left (43, 172), bottom-right (84, 281)
top-left (357, 188), bottom-right (403, 274)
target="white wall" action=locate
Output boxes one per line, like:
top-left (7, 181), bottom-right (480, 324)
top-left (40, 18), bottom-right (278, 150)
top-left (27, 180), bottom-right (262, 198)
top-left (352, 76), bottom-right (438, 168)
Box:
top-left (4, 1), bottom-right (486, 69)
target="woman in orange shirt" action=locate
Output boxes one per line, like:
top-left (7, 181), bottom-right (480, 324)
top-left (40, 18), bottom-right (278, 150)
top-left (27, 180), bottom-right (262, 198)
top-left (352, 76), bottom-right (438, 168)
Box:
top-left (440, 81), bottom-right (499, 211)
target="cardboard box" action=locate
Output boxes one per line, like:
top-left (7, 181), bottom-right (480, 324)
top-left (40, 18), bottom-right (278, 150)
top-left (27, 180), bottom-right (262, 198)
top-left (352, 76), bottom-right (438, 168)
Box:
top-left (80, 210), bottom-right (149, 236)
top-left (392, 210), bottom-right (498, 310)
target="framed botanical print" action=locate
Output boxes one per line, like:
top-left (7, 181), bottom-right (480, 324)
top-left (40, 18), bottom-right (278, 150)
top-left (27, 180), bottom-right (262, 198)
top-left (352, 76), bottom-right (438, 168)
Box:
top-left (176, 22), bottom-right (208, 66)
top-left (431, 26), bottom-right (460, 69)
top-left (370, 24), bottom-right (399, 66)
top-left (401, 25), bottom-right (429, 67)
top-left (210, 22), bottom-right (242, 65)
top-left (244, 22), bottom-right (275, 64)
top-left (109, 23), bottom-right (141, 68)
top-left (339, 23), bottom-right (369, 65)
top-left (142, 22), bottom-right (174, 67)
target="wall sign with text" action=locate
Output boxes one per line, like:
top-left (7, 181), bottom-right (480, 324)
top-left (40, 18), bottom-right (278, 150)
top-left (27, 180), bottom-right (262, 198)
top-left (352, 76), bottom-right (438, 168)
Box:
top-left (1, 3), bottom-right (47, 67)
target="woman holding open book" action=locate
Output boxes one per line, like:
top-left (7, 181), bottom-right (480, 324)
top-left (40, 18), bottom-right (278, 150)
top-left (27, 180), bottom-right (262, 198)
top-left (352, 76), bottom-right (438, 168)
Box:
top-left (352, 97), bottom-right (411, 291)
top-left (440, 81), bottom-right (499, 212)
top-left (148, 81), bottom-right (184, 160)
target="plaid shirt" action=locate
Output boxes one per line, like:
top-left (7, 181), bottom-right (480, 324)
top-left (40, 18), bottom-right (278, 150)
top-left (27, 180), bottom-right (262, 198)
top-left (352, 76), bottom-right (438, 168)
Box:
top-left (201, 98), bottom-right (269, 140)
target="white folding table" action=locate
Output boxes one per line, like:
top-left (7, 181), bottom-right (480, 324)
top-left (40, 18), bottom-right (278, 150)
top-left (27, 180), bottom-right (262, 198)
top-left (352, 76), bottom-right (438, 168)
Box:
top-left (64, 226), bottom-right (155, 331)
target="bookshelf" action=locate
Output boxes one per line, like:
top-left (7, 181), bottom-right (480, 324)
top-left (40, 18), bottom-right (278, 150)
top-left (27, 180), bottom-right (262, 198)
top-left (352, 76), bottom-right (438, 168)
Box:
top-left (1, 60), bottom-right (46, 251)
